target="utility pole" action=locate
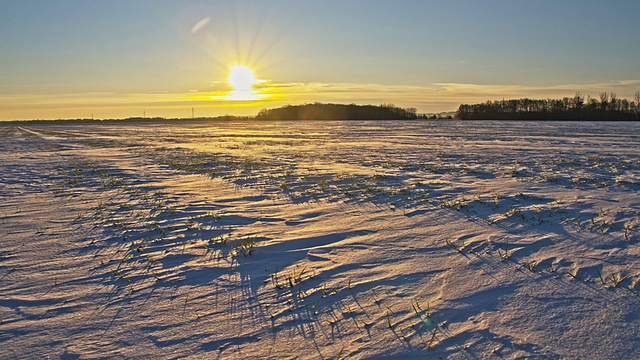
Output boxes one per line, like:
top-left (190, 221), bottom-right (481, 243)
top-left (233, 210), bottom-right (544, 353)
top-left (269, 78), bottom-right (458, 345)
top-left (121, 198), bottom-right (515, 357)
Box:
top-left (192, 107), bottom-right (195, 119)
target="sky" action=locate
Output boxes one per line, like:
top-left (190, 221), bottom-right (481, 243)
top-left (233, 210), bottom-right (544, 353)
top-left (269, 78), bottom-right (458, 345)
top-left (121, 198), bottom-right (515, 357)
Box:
top-left (1, 0), bottom-right (640, 120)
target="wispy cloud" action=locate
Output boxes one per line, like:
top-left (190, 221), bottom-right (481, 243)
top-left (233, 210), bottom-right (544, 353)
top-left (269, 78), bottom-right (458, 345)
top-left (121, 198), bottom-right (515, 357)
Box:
top-left (434, 80), bottom-right (640, 103)
top-left (250, 80), bottom-right (640, 112)
top-left (190, 17), bottom-right (211, 34)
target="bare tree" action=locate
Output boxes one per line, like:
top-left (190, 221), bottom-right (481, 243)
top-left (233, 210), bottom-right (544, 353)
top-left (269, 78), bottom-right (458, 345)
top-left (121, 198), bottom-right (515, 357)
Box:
top-left (599, 92), bottom-right (609, 111)
top-left (457, 94), bottom-right (638, 120)
top-left (621, 98), bottom-right (630, 112)
top-left (573, 92), bottom-right (584, 109)
top-left (609, 92), bottom-right (617, 111)
top-left (599, 92), bottom-right (608, 102)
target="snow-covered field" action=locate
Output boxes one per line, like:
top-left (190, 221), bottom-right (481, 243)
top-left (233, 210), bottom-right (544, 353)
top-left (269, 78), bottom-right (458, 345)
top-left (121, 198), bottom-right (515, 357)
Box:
top-left (1, 120), bottom-right (639, 359)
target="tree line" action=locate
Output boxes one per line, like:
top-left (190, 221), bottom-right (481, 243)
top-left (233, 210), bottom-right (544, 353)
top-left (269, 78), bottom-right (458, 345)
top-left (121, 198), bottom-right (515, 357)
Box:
top-left (456, 91), bottom-right (640, 120)
top-left (255, 103), bottom-right (418, 120)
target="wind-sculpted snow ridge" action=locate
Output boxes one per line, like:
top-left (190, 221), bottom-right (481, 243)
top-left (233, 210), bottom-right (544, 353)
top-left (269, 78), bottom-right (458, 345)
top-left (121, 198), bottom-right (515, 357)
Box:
top-left (1, 120), bottom-right (639, 359)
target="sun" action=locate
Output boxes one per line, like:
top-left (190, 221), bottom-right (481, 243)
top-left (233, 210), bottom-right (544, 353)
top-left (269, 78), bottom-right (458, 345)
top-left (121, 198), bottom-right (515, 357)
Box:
top-left (228, 65), bottom-right (258, 91)
top-left (223, 65), bottom-right (267, 101)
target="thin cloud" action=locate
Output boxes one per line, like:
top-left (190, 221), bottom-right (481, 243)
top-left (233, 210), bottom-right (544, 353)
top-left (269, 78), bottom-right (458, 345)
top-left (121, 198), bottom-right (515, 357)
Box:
top-left (190, 17), bottom-right (211, 34)
top-left (434, 80), bottom-right (640, 101)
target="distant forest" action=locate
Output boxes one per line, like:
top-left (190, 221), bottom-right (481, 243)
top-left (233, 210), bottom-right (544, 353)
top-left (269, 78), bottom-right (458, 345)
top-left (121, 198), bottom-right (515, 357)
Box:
top-left (255, 103), bottom-right (418, 120)
top-left (456, 92), bottom-right (640, 120)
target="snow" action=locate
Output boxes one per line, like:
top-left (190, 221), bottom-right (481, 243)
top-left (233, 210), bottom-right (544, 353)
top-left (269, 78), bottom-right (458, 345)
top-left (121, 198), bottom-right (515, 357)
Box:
top-left (1, 120), bottom-right (639, 359)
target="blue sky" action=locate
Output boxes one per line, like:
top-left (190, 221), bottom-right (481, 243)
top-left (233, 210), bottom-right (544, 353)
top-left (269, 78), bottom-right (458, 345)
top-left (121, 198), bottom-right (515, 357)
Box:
top-left (1, 0), bottom-right (639, 119)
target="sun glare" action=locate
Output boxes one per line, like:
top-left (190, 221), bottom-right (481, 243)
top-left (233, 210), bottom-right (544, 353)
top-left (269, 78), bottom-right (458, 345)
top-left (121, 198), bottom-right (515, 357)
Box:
top-left (223, 65), bottom-right (267, 101)
top-left (229, 65), bottom-right (258, 91)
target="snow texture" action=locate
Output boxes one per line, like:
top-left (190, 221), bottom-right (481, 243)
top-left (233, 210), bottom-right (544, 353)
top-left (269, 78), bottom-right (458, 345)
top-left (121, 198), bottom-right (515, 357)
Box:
top-left (1, 120), bottom-right (639, 359)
